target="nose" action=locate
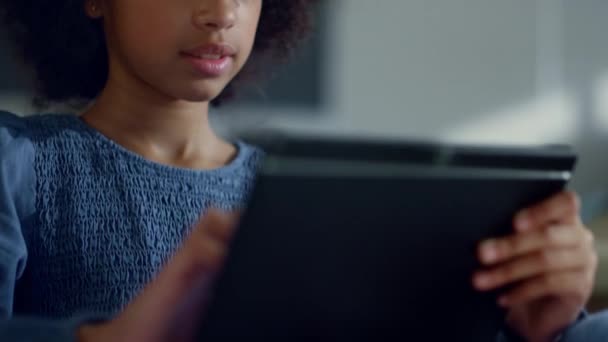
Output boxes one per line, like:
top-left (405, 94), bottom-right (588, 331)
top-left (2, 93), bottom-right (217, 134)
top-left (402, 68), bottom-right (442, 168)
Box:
top-left (192, 0), bottom-right (238, 31)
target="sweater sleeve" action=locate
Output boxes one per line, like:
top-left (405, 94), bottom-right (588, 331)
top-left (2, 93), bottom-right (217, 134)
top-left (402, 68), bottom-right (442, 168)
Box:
top-left (560, 310), bottom-right (608, 342)
top-left (0, 111), bottom-right (33, 318)
top-left (0, 111), bottom-right (107, 341)
top-left (496, 311), bottom-right (589, 341)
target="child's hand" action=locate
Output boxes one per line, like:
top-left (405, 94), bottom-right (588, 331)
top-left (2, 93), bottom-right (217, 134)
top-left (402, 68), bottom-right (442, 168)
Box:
top-left (473, 191), bottom-right (598, 341)
top-left (77, 210), bottom-right (239, 342)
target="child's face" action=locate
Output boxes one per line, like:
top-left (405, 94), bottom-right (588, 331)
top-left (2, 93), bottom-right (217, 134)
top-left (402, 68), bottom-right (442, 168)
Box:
top-left (97, 0), bottom-right (262, 103)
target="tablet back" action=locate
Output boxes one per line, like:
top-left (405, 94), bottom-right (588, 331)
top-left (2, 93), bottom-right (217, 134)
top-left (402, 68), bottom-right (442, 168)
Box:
top-left (198, 135), bottom-right (577, 341)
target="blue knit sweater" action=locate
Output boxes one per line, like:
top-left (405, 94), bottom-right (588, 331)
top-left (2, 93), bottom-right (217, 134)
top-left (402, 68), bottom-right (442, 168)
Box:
top-left (0, 111), bottom-right (262, 340)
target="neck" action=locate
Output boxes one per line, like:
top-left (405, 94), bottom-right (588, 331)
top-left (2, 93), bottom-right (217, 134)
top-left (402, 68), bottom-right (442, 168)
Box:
top-left (81, 75), bottom-right (235, 170)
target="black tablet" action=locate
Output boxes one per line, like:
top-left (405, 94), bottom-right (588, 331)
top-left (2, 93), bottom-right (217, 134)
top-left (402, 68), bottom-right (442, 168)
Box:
top-left (198, 133), bottom-right (577, 341)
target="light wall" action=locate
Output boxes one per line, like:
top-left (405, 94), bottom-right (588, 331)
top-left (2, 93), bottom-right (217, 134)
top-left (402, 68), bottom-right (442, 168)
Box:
top-left (214, 0), bottom-right (608, 195)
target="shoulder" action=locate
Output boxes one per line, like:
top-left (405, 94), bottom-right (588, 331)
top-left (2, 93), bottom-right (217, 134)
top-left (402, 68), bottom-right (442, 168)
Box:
top-left (233, 140), bottom-right (265, 177)
top-left (0, 112), bottom-right (95, 154)
top-left (0, 111), bottom-right (36, 224)
top-left (0, 111), bottom-right (33, 164)
top-left (0, 111), bottom-right (28, 145)
top-left (0, 110), bottom-right (77, 144)
top-left (0, 111), bottom-right (77, 160)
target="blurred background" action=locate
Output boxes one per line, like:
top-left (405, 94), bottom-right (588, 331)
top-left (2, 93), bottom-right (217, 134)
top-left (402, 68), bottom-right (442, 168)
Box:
top-left (2, 0), bottom-right (608, 310)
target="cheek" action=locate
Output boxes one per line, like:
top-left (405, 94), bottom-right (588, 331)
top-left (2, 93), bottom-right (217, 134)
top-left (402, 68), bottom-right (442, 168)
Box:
top-left (234, 10), bottom-right (262, 70)
top-left (114, 1), bottom-right (184, 63)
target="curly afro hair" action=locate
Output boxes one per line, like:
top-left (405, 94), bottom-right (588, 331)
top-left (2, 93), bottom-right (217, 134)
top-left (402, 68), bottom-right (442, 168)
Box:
top-left (0, 0), bottom-right (318, 107)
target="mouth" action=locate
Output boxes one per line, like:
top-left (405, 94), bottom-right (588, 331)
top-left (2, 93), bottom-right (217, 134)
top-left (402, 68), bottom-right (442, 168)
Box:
top-left (181, 43), bottom-right (237, 60)
top-left (180, 43), bottom-right (236, 77)
top-left (185, 53), bottom-right (224, 60)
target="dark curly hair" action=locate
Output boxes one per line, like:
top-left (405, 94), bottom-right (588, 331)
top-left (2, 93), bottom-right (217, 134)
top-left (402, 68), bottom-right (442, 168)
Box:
top-left (0, 0), bottom-right (318, 107)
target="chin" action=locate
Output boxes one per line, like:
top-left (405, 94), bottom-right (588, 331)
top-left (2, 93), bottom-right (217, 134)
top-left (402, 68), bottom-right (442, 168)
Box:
top-left (172, 86), bottom-right (224, 103)
top-left (158, 77), bottom-right (229, 103)
top-left (182, 92), bottom-right (218, 103)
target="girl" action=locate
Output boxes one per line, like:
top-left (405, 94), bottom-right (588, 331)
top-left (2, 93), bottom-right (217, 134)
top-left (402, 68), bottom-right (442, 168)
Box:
top-left (0, 1), bottom-right (600, 341)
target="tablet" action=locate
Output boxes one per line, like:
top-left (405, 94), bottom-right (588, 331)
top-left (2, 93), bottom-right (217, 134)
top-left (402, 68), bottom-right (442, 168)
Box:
top-left (198, 133), bottom-right (577, 341)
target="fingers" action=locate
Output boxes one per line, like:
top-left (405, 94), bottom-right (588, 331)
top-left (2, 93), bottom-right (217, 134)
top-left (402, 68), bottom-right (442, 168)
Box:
top-left (183, 209), bottom-right (241, 274)
top-left (474, 223), bottom-right (596, 296)
top-left (474, 246), bottom-right (592, 291)
top-left (165, 209), bottom-right (241, 292)
top-left (104, 210), bottom-right (243, 342)
top-left (514, 191), bottom-right (581, 232)
top-left (478, 225), bottom-right (588, 265)
top-left (498, 270), bottom-right (595, 307)
top-left (194, 209), bottom-right (240, 243)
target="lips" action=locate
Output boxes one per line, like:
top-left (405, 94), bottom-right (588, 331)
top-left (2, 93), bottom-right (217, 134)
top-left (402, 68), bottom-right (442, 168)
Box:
top-left (182, 43), bottom-right (236, 59)
top-left (181, 43), bottom-right (236, 77)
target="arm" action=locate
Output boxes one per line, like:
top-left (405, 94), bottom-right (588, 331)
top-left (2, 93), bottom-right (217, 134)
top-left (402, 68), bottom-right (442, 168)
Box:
top-left (0, 111), bottom-right (107, 341)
